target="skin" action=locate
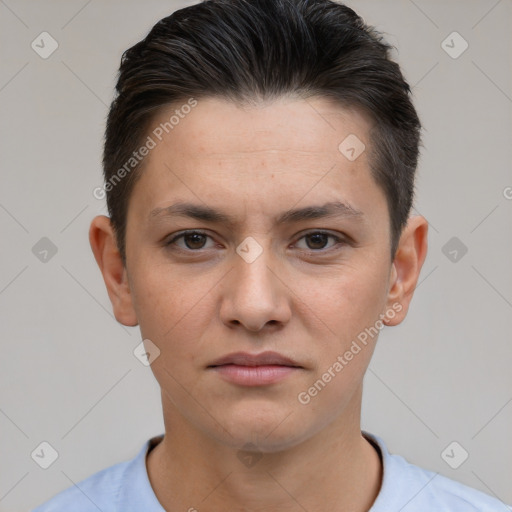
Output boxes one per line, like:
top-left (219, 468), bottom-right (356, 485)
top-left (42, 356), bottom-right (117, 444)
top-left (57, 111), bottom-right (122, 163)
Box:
top-left (90, 96), bottom-right (428, 512)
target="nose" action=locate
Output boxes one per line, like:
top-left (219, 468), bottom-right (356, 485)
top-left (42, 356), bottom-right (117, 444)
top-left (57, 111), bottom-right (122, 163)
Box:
top-left (219, 243), bottom-right (291, 333)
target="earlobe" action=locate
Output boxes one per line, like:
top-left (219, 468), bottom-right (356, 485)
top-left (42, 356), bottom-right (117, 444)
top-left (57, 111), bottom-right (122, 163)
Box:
top-left (383, 215), bottom-right (428, 326)
top-left (89, 215), bottom-right (138, 327)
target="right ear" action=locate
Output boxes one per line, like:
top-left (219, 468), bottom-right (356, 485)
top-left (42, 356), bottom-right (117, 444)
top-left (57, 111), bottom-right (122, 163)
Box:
top-left (89, 215), bottom-right (138, 327)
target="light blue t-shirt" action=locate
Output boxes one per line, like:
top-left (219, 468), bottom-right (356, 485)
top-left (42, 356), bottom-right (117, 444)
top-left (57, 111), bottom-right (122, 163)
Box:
top-left (32, 432), bottom-right (510, 511)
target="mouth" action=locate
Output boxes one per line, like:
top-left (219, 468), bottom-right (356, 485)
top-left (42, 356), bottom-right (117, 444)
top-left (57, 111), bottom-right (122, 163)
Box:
top-left (207, 351), bottom-right (303, 386)
top-left (208, 351), bottom-right (302, 368)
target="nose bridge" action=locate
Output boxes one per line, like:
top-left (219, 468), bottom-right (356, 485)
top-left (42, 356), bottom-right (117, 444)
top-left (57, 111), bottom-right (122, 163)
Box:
top-left (233, 234), bottom-right (276, 299)
top-left (220, 234), bottom-right (290, 331)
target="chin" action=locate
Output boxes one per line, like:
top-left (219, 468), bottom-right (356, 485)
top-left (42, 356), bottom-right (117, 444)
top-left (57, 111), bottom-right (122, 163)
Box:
top-left (214, 405), bottom-right (312, 453)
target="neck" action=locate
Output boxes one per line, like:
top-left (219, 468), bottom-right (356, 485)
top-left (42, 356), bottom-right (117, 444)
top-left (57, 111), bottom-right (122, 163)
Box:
top-left (147, 392), bottom-right (382, 511)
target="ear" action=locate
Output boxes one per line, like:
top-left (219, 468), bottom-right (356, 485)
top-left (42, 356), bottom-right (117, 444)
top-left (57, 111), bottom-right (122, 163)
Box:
top-left (89, 215), bottom-right (138, 327)
top-left (383, 215), bottom-right (428, 326)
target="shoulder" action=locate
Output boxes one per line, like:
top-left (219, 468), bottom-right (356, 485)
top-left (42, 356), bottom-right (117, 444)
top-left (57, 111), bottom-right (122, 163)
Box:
top-left (31, 458), bottom-right (131, 512)
top-left (30, 436), bottom-right (162, 512)
top-left (389, 457), bottom-right (508, 511)
top-left (365, 432), bottom-right (511, 512)
top-left (423, 471), bottom-right (510, 511)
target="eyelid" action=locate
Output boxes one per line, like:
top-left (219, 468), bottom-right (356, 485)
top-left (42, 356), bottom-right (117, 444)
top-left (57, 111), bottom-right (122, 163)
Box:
top-left (165, 230), bottom-right (217, 249)
top-left (293, 230), bottom-right (347, 255)
top-left (165, 229), bottom-right (348, 254)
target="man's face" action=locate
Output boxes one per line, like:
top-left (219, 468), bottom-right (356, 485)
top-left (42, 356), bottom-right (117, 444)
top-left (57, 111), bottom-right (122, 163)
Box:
top-left (123, 96), bottom-right (397, 451)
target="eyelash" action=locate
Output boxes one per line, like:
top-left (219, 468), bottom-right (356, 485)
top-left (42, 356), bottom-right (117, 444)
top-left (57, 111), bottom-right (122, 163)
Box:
top-left (165, 230), bottom-right (347, 255)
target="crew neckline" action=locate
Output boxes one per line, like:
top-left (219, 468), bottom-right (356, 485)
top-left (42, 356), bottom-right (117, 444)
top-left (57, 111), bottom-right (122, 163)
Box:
top-left (139, 431), bottom-right (385, 511)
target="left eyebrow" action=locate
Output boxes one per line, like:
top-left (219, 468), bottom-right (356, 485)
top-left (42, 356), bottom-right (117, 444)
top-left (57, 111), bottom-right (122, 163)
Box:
top-left (149, 200), bottom-right (364, 226)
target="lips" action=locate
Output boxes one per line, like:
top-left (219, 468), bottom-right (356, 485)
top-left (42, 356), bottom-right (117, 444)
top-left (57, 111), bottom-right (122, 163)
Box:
top-left (207, 351), bottom-right (303, 386)
top-left (208, 351), bottom-right (302, 368)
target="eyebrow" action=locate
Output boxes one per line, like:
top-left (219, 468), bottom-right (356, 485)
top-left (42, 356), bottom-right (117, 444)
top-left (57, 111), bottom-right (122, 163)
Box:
top-left (149, 200), bottom-right (364, 226)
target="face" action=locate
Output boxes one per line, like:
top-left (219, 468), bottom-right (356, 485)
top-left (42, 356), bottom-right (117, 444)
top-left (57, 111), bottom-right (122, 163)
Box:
top-left (113, 96), bottom-right (408, 451)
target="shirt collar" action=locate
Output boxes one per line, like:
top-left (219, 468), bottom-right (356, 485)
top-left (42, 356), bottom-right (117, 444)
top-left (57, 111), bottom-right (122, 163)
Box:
top-left (119, 431), bottom-right (395, 511)
top-left (117, 433), bottom-right (166, 511)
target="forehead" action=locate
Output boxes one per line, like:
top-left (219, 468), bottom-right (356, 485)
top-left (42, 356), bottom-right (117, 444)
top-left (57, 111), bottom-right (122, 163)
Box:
top-left (150, 95), bottom-right (373, 157)
top-left (127, 96), bottom-right (386, 228)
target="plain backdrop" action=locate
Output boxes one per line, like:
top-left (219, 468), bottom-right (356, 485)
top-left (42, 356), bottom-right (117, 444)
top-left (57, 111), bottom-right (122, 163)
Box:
top-left (0, 0), bottom-right (511, 510)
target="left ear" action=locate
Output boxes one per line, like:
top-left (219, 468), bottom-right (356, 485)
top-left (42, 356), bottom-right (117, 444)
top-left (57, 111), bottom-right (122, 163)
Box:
top-left (383, 215), bottom-right (428, 326)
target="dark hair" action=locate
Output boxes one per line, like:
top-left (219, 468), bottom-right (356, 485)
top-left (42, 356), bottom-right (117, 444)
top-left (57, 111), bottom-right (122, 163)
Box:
top-left (103, 0), bottom-right (421, 264)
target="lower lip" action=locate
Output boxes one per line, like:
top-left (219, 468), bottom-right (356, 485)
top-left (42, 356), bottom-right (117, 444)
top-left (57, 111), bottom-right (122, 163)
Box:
top-left (209, 364), bottom-right (299, 386)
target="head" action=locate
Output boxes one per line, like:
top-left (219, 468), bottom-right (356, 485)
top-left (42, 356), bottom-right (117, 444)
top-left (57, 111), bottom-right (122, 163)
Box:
top-left (90, 0), bottom-right (428, 452)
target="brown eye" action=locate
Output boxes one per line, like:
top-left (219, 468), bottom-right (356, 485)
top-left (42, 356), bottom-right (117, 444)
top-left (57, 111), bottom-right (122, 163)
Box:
top-left (182, 233), bottom-right (207, 249)
top-left (166, 231), bottom-right (214, 251)
top-left (305, 232), bottom-right (330, 250)
top-left (295, 231), bottom-right (344, 252)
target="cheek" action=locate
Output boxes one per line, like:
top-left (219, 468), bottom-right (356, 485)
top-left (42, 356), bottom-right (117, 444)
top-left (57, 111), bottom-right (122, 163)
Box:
top-left (297, 274), bottom-right (382, 413)
top-left (130, 269), bottom-right (215, 398)
top-left (129, 261), bottom-right (215, 348)
top-left (309, 263), bottom-right (389, 341)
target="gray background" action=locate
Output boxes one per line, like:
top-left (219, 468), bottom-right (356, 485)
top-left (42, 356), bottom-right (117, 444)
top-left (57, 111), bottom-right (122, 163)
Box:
top-left (1, 0), bottom-right (511, 510)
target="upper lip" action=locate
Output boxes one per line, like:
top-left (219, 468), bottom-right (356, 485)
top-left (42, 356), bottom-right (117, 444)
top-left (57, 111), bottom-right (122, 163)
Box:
top-left (208, 351), bottom-right (302, 368)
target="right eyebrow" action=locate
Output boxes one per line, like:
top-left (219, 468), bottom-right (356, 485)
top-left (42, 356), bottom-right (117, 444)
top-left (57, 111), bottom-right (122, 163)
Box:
top-left (149, 200), bottom-right (365, 227)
